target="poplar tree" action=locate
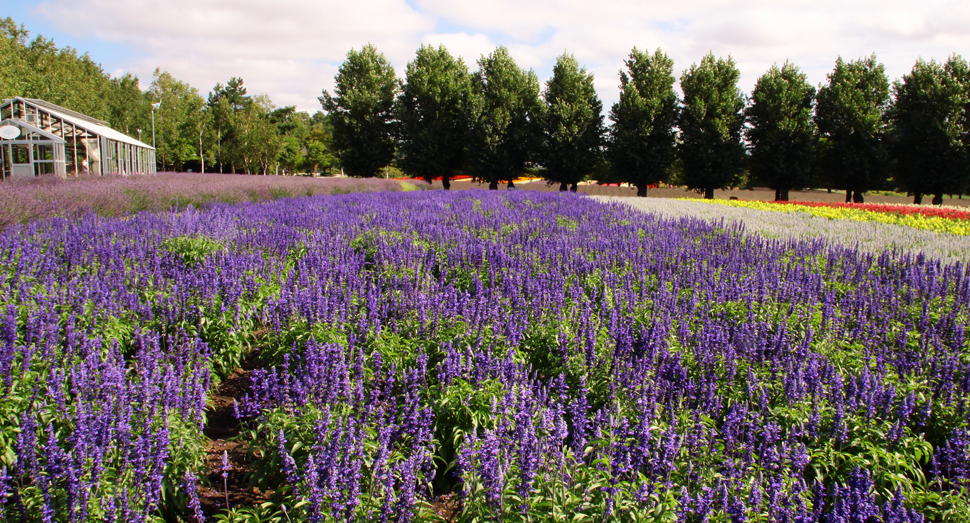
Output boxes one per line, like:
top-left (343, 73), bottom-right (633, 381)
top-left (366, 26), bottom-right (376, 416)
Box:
top-left (539, 53), bottom-right (604, 192)
top-left (948, 55), bottom-right (970, 196)
top-left (468, 47), bottom-right (541, 190)
top-left (887, 57), bottom-right (969, 205)
top-left (678, 53), bottom-right (746, 199)
top-left (395, 44), bottom-right (473, 190)
top-left (744, 62), bottom-right (817, 201)
top-left (320, 43), bottom-right (398, 178)
top-left (815, 55), bottom-right (890, 203)
top-left (607, 48), bottom-right (679, 197)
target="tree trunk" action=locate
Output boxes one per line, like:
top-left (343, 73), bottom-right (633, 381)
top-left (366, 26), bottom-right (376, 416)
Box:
top-left (559, 182), bottom-right (569, 192)
top-left (507, 180), bottom-right (515, 189)
top-left (636, 184), bottom-right (648, 197)
top-left (777, 188), bottom-right (789, 201)
top-left (827, 188), bottom-right (832, 194)
top-left (442, 176), bottom-right (451, 190)
top-left (489, 181), bottom-right (498, 190)
top-left (933, 193), bottom-right (943, 205)
top-left (845, 189), bottom-right (852, 203)
top-left (570, 183), bottom-right (578, 193)
top-left (913, 193), bottom-right (923, 205)
top-left (852, 190), bottom-right (864, 203)
top-left (704, 187), bottom-right (714, 199)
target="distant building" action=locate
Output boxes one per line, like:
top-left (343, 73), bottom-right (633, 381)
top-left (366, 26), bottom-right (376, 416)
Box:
top-left (0, 97), bottom-right (156, 179)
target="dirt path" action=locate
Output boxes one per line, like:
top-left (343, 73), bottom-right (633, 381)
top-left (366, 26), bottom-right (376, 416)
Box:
top-left (198, 354), bottom-right (273, 518)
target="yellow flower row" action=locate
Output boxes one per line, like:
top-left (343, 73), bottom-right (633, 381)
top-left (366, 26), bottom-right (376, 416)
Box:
top-left (692, 199), bottom-right (970, 236)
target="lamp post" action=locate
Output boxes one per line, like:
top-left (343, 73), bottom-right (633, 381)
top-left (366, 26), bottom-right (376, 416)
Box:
top-left (151, 102), bottom-right (160, 149)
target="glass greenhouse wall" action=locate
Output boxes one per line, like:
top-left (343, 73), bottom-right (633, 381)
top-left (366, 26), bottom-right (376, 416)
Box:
top-left (0, 97), bottom-right (156, 179)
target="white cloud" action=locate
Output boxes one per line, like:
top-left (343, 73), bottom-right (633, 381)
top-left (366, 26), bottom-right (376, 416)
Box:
top-left (35, 0), bottom-right (432, 111)
top-left (28, 0), bottom-right (970, 113)
top-left (420, 32), bottom-right (497, 68)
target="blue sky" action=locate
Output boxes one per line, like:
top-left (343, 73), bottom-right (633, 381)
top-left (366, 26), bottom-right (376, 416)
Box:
top-left (9, 0), bottom-right (970, 113)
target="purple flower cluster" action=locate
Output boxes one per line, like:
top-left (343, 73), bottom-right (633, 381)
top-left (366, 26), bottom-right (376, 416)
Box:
top-left (0, 189), bottom-right (967, 520)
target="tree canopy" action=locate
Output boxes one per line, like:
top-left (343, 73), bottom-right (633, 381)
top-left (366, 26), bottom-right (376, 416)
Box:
top-left (815, 55), bottom-right (890, 203)
top-left (539, 53), bottom-right (604, 192)
top-left (320, 43), bottom-right (398, 178)
top-left (744, 62), bottom-right (817, 201)
top-left (395, 45), bottom-right (473, 190)
top-left (607, 48), bottom-right (679, 197)
top-left (678, 53), bottom-right (746, 199)
top-left (887, 56), bottom-right (969, 204)
top-left (467, 47), bottom-right (542, 190)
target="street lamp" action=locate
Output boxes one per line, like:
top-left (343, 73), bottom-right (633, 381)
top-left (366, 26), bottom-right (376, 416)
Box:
top-left (151, 102), bottom-right (160, 149)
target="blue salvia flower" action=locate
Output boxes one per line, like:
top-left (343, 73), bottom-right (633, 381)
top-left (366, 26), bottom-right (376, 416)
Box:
top-left (182, 469), bottom-right (204, 523)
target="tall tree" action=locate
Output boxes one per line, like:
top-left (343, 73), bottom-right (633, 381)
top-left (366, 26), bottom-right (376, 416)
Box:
top-left (304, 111), bottom-right (338, 174)
top-left (744, 62), bottom-right (817, 201)
top-left (887, 58), bottom-right (969, 204)
top-left (148, 69), bottom-right (206, 172)
top-left (815, 55), bottom-right (890, 203)
top-left (234, 94), bottom-right (282, 175)
top-left (320, 43), bottom-right (398, 178)
top-left (539, 53), bottom-right (604, 192)
top-left (395, 44), bottom-right (473, 190)
top-left (208, 77), bottom-right (252, 173)
top-left (0, 17), bottom-right (30, 99)
top-left (947, 55), bottom-right (970, 196)
top-left (22, 35), bottom-right (113, 121)
top-left (468, 47), bottom-right (542, 190)
top-left (678, 53), bottom-right (746, 199)
top-left (108, 73), bottom-right (150, 141)
top-left (270, 106), bottom-right (309, 174)
top-left (607, 48), bottom-right (679, 197)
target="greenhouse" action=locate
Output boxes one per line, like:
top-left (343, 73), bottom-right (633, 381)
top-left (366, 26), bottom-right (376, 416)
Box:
top-left (0, 97), bottom-right (156, 179)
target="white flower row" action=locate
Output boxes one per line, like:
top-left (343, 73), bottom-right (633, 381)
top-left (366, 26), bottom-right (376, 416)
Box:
top-left (593, 196), bottom-right (970, 265)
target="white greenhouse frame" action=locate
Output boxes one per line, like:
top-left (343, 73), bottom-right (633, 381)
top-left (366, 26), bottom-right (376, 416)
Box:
top-left (0, 97), bottom-right (156, 179)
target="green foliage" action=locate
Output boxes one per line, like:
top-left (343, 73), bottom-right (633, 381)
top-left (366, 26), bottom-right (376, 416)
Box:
top-left (744, 62), bottom-right (817, 201)
top-left (0, 17), bottom-right (30, 99)
top-left (887, 56), bottom-right (970, 204)
top-left (301, 112), bottom-right (339, 174)
top-left (607, 48), bottom-right (679, 196)
top-left (467, 47), bottom-right (542, 190)
top-left (678, 53), bottom-right (747, 199)
top-left (208, 77), bottom-right (252, 173)
top-left (108, 73), bottom-right (151, 140)
top-left (149, 69), bottom-right (208, 171)
top-left (270, 106), bottom-right (308, 174)
top-left (539, 53), bottom-right (604, 192)
top-left (320, 43), bottom-right (398, 178)
top-left (395, 44), bottom-right (473, 190)
top-left (815, 55), bottom-right (891, 202)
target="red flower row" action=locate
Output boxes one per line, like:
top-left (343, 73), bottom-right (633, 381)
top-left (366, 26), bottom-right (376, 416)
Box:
top-left (768, 200), bottom-right (970, 221)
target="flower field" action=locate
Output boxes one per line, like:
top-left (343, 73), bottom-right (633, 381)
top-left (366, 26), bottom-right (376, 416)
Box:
top-left (1, 190), bottom-right (969, 522)
top-left (597, 197), bottom-right (970, 266)
top-left (697, 199), bottom-right (970, 236)
top-left (0, 173), bottom-right (413, 230)
top-left (770, 201), bottom-right (970, 222)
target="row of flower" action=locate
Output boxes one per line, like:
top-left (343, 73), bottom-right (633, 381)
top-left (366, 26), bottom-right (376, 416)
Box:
top-left (0, 191), bottom-right (967, 521)
top-left (601, 196), bottom-right (970, 266)
top-left (698, 199), bottom-right (970, 236)
top-left (770, 201), bottom-right (970, 221)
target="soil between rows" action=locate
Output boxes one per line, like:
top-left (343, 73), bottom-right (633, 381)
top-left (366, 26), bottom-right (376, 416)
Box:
top-left (199, 354), bottom-right (272, 517)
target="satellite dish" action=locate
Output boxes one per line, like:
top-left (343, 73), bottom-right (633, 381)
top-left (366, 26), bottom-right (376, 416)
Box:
top-left (0, 125), bottom-right (20, 140)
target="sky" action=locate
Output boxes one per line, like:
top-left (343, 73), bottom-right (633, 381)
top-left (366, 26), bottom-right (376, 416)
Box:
top-left (8, 0), bottom-right (970, 114)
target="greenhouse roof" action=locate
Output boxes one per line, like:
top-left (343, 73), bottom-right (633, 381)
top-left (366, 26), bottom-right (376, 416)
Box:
top-left (0, 97), bottom-right (153, 150)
